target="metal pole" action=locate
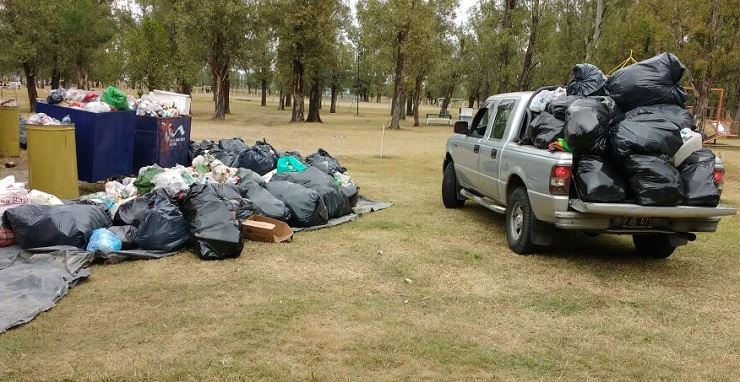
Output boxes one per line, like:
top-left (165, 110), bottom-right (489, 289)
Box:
top-left (356, 52), bottom-right (360, 116)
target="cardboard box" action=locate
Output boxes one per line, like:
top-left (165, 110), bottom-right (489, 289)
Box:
top-left (241, 215), bottom-right (293, 243)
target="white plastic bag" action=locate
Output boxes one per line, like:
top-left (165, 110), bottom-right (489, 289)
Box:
top-left (28, 189), bottom-right (64, 205)
top-left (151, 167), bottom-right (191, 196)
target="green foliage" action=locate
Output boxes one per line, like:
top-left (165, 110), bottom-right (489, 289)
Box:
top-left (123, 15), bottom-right (173, 91)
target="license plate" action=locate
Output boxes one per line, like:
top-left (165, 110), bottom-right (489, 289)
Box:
top-left (622, 217), bottom-right (653, 228)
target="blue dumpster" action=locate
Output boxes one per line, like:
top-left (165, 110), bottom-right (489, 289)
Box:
top-left (133, 116), bottom-right (192, 171)
top-left (35, 102), bottom-right (135, 182)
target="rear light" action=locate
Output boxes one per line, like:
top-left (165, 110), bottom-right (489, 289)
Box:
top-left (549, 165), bottom-right (571, 195)
top-left (714, 168), bottom-right (725, 195)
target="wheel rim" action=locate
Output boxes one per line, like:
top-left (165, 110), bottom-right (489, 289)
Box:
top-left (510, 201), bottom-right (523, 241)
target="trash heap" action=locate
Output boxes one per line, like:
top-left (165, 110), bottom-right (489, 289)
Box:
top-left (43, 86), bottom-right (187, 117)
top-left (523, 52), bottom-right (720, 207)
top-left (0, 139), bottom-right (360, 261)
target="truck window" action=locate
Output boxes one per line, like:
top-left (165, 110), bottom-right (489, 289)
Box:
top-left (468, 106), bottom-right (491, 137)
top-left (489, 99), bottom-right (518, 140)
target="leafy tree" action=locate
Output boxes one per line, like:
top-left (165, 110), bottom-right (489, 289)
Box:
top-left (123, 15), bottom-right (173, 91)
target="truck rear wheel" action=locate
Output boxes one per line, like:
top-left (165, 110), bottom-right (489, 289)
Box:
top-left (632, 234), bottom-right (676, 259)
top-left (442, 162), bottom-right (465, 208)
top-left (506, 187), bottom-right (536, 254)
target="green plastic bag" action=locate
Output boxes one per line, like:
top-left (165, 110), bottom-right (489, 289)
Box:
top-left (100, 86), bottom-right (129, 111)
top-left (134, 166), bottom-right (164, 195)
top-left (276, 156), bottom-right (308, 173)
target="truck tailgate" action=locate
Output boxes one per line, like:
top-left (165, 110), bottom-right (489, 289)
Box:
top-left (570, 199), bottom-right (737, 218)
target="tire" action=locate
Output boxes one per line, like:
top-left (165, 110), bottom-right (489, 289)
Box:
top-left (442, 161), bottom-right (465, 208)
top-left (506, 187), bottom-right (536, 254)
top-left (632, 234), bottom-right (676, 259)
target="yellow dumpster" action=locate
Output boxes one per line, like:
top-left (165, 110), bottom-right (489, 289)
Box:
top-left (26, 124), bottom-right (79, 199)
top-left (0, 106), bottom-right (20, 156)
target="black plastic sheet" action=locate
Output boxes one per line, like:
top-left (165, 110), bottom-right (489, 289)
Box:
top-left (564, 98), bottom-right (611, 156)
top-left (574, 155), bottom-right (627, 202)
top-left (625, 104), bottom-right (696, 131)
top-left (610, 114), bottom-right (684, 158)
top-left (524, 112), bottom-right (565, 149)
top-left (3, 204), bottom-right (112, 249)
top-left (266, 180), bottom-right (329, 227)
top-left (678, 149), bottom-right (720, 206)
top-left (567, 64), bottom-right (607, 96)
top-left (624, 154), bottom-right (685, 206)
top-left (272, 166), bottom-right (351, 219)
top-left (606, 52), bottom-right (688, 112)
top-left (183, 184), bottom-right (242, 260)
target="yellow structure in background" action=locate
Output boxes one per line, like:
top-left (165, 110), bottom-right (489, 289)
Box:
top-left (0, 106), bottom-right (20, 157)
top-left (26, 124), bottom-right (79, 199)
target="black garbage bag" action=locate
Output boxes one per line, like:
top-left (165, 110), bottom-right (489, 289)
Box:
top-left (235, 167), bottom-right (266, 187)
top-left (625, 104), bottom-right (696, 131)
top-left (3, 204), bottom-right (112, 249)
top-left (606, 52), bottom-right (688, 112)
top-left (189, 140), bottom-right (202, 164)
top-left (272, 166), bottom-right (351, 218)
top-left (237, 145), bottom-right (278, 175)
top-left (46, 89), bottom-right (65, 104)
top-left (610, 114), bottom-right (684, 158)
top-left (266, 180), bottom-right (328, 227)
top-left (574, 155), bottom-right (626, 202)
top-left (567, 64), bottom-right (607, 97)
top-left (209, 149), bottom-right (240, 167)
top-left (113, 196), bottom-right (150, 226)
top-left (589, 96), bottom-right (624, 126)
top-left (135, 189), bottom-right (190, 252)
top-left (564, 98), bottom-right (611, 156)
top-left (305, 148), bottom-right (347, 174)
top-left (524, 112), bottom-right (565, 149)
top-left (242, 181), bottom-right (291, 221)
top-left (678, 149), bottom-right (720, 206)
top-left (342, 183), bottom-right (360, 207)
top-left (624, 154), bottom-right (685, 206)
top-left (210, 183), bottom-right (257, 223)
top-left (219, 138), bottom-right (249, 153)
top-left (546, 96), bottom-right (583, 121)
top-left (183, 183), bottom-right (243, 260)
top-left (108, 225), bottom-right (138, 250)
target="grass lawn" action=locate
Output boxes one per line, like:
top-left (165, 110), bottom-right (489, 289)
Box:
top-left (1, 91), bottom-right (739, 381)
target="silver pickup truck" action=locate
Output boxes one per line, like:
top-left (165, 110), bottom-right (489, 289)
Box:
top-left (442, 90), bottom-right (736, 258)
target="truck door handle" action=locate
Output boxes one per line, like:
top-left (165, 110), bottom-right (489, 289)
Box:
top-left (491, 149), bottom-right (497, 158)
top-left (474, 145), bottom-right (480, 153)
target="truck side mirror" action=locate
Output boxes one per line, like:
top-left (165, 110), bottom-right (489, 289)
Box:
top-left (454, 120), bottom-right (469, 134)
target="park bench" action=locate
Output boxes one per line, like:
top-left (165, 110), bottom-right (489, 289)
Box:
top-left (425, 112), bottom-right (452, 125)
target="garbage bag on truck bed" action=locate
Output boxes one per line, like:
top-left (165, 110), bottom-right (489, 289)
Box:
top-left (678, 149), bottom-right (720, 207)
top-left (524, 112), bottom-right (565, 149)
top-left (610, 114), bottom-right (684, 158)
top-left (624, 154), bottom-right (685, 206)
top-left (625, 104), bottom-right (696, 131)
top-left (564, 98), bottom-right (610, 156)
top-left (566, 64), bottom-right (607, 97)
top-left (605, 52), bottom-right (688, 112)
top-left (546, 96), bottom-right (583, 121)
top-left (574, 155), bottom-right (627, 203)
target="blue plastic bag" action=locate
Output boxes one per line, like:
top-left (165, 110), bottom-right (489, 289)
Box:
top-left (86, 228), bottom-right (123, 253)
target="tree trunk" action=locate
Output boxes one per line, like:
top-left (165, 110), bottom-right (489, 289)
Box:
top-left (261, 78), bottom-right (267, 107)
top-left (291, 58), bottom-right (305, 122)
top-left (693, 0), bottom-right (722, 131)
top-left (413, 75), bottom-right (422, 126)
top-left (330, 85), bottom-right (338, 113)
top-left (307, 77), bottom-right (322, 123)
top-left (224, 75), bottom-right (231, 114)
top-left (179, 81), bottom-right (192, 96)
top-left (51, 65), bottom-right (61, 90)
top-left (278, 90), bottom-right (285, 110)
top-left (584, 0), bottom-right (604, 62)
top-left (405, 91), bottom-right (413, 117)
top-left (22, 62), bottom-right (38, 113)
top-left (518, 0), bottom-right (540, 91)
top-left (211, 57), bottom-right (229, 119)
top-left (285, 93), bottom-right (291, 108)
top-left (76, 63), bottom-right (89, 90)
top-left (390, 26), bottom-right (408, 128)
top-left (733, 80), bottom-right (740, 122)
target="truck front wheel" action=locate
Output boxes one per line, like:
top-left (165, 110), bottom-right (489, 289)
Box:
top-left (632, 234), bottom-right (676, 259)
top-left (506, 187), bottom-right (536, 254)
top-left (442, 162), bottom-right (465, 208)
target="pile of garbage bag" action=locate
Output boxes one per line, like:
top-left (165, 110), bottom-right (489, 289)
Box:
top-left (525, 52), bottom-right (719, 206)
top-left (0, 138), bottom-right (362, 260)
